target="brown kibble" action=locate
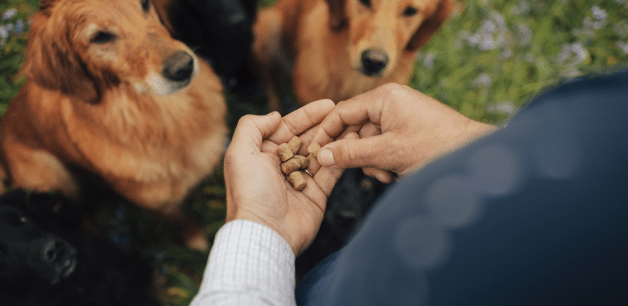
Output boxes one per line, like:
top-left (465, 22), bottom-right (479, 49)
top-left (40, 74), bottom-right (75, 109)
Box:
top-left (308, 142), bottom-right (321, 158)
top-left (288, 136), bottom-right (302, 154)
top-left (278, 138), bottom-right (311, 191)
top-left (281, 158), bottom-right (301, 174)
top-left (293, 155), bottom-right (309, 169)
top-left (288, 171), bottom-right (307, 191)
top-left (281, 155), bottom-right (309, 174)
top-left (277, 143), bottom-right (294, 161)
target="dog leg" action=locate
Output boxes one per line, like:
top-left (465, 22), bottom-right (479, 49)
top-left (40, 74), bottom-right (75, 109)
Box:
top-left (253, 8), bottom-right (286, 112)
top-left (3, 141), bottom-right (79, 199)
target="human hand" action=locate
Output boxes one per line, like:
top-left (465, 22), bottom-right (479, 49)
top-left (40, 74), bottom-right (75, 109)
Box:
top-left (223, 99), bottom-right (345, 255)
top-left (312, 83), bottom-right (497, 183)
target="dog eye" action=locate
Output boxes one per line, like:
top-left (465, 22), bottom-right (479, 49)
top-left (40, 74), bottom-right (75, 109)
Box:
top-left (0, 210), bottom-right (29, 226)
top-left (402, 6), bottom-right (418, 17)
top-left (141, 0), bottom-right (150, 12)
top-left (359, 0), bottom-right (371, 8)
top-left (90, 31), bottom-right (116, 44)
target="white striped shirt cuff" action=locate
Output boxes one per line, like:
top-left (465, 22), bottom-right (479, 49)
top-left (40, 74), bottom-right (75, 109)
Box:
top-left (190, 219), bottom-right (296, 306)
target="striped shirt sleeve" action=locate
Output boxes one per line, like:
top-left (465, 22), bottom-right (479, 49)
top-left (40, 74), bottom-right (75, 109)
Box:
top-left (190, 219), bottom-right (297, 306)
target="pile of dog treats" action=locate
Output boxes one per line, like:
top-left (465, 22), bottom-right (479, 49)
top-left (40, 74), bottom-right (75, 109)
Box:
top-left (277, 136), bottom-right (320, 191)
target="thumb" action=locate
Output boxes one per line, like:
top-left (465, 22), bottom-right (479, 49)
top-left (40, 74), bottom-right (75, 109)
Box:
top-left (229, 112), bottom-right (282, 153)
top-left (318, 134), bottom-right (402, 172)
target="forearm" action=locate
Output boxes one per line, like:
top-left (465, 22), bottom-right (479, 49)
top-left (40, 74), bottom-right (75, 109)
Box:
top-left (190, 220), bottom-right (297, 306)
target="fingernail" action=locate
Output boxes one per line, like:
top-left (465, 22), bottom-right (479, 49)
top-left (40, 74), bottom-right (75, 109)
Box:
top-left (318, 149), bottom-right (335, 166)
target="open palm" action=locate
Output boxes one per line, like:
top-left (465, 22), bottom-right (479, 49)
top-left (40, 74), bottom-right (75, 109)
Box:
top-left (223, 99), bottom-right (343, 255)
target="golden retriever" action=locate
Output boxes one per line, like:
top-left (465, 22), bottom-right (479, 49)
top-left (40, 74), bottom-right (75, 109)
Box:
top-left (0, 0), bottom-right (227, 251)
top-left (253, 0), bottom-right (453, 110)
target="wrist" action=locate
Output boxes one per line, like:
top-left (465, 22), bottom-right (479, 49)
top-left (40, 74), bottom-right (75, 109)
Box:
top-left (460, 120), bottom-right (498, 143)
top-left (232, 214), bottom-right (298, 255)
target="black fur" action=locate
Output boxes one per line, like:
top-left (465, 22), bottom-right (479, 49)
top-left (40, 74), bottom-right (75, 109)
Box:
top-left (296, 169), bottom-right (391, 280)
top-left (0, 190), bottom-right (157, 306)
top-left (164, 0), bottom-right (258, 92)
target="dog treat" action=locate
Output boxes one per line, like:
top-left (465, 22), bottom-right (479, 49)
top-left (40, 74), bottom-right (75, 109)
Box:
top-left (288, 171), bottom-right (307, 191)
top-left (308, 142), bottom-right (321, 157)
top-left (277, 136), bottom-right (313, 190)
top-left (281, 154), bottom-right (310, 175)
top-left (293, 155), bottom-right (309, 168)
top-left (281, 158), bottom-right (302, 174)
top-left (288, 136), bottom-right (302, 154)
top-left (277, 143), bottom-right (294, 161)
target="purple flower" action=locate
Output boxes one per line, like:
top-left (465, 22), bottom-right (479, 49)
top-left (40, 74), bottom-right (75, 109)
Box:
top-left (556, 42), bottom-right (589, 66)
top-left (422, 52), bottom-right (435, 69)
top-left (486, 101), bottom-right (517, 115)
top-left (516, 23), bottom-right (532, 47)
top-left (618, 41), bottom-right (628, 55)
top-left (510, 1), bottom-right (531, 15)
top-left (0, 25), bottom-right (9, 41)
top-left (570, 42), bottom-right (588, 63)
top-left (613, 20), bottom-right (628, 38)
top-left (2, 8), bottom-right (17, 21)
top-left (592, 6), bottom-right (607, 21)
top-left (13, 19), bottom-right (24, 34)
top-left (473, 73), bottom-right (493, 88)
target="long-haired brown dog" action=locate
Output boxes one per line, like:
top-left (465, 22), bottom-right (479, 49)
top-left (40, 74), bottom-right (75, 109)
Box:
top-left (253, 0), bottom-right (453, 110)
top-left (0, 0), bottom-right (227, 250)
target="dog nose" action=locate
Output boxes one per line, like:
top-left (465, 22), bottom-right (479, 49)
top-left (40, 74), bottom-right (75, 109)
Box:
top-left (41, 237), bottom-right (77, 283)
top-left (226, 12), bottom-right (248, 32)
top-left (361, 49), bottom-right (389, 76)
top-left (163, 51), bottom-right (195, 82)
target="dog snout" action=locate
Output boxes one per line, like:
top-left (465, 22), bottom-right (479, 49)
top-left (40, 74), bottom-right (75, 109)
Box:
top-left (40, 237), bottom-right (77, 283)
top-left (224, 12), bottom-right (249, 33)
top-left (360, 49), bottom-right (389, 76)
top-left (163, 51), bottom-right (195, 82)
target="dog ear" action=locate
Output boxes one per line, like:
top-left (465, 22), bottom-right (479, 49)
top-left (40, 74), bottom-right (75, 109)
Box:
top-left (38, 0), bottom-right (57, 11)
top-left (407, 0), bottom-right (453, 51)
top-left (20, 13), bottom-right (101, 103)
top-left (152, 0), bottom-right (177, 34)
top-left (325, 0), bottom-right (347, 31)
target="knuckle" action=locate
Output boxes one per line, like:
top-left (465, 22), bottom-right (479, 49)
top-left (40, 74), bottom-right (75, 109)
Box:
top-left (379, 82), bottom-right (403, 95)
top-left (341, 142), bottom-right (360, 165)
top-left (237, 114), bottom-right (255, 126)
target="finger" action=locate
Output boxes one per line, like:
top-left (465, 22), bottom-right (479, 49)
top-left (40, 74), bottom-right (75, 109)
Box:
top-left (317, 133), bottom-right (404, 172)
top-left (308, 131), bottom-right (360, 174)
top-left (313, 91), bottom-right (386, 143)
top-left (310, 124), bottom-right (362, 154)
top-left (362, 167), bottom-right (395, 184)
top-left (269, 99), bottom-right (336, 143)
top-left (312, 132), bottom-right (359, 196)
top-left (358, 122), bottom-right (381, 138)
top-left (228, 112), bottom-right (282, 155)
top-left (313, 164), bottom-right (345, 197)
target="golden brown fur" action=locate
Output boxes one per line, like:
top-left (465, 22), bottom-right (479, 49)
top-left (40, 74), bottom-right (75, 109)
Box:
top-left (0, 0), bottom-right (227, 250)
top-left (253, 0), bottom-right (453, 110)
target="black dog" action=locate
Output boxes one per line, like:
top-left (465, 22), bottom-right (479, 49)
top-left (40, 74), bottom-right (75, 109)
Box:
top-left (157, 0), bottom-right (258, 93)
top-left (0, 190), bottom-right (157, 306)
top-left (296, 168), bottom-right (391, 280)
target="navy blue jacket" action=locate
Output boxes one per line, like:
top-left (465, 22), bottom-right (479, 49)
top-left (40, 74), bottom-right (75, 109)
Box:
top-left (297, 70), bottom-right (628, 305)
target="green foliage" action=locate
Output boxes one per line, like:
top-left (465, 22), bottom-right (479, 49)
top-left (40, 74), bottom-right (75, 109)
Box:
top-left (0, 0), bottom-right (38, 115)
top-left (414, 0), bottom-right (628, 124)
top-left (1, 0), bottom-right (628, 305)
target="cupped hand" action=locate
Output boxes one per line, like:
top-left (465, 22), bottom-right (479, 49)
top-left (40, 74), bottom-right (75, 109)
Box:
top-left (311, 83), bottom-right (497, 182)
top-left (223, 99), bottom-right (345, 255)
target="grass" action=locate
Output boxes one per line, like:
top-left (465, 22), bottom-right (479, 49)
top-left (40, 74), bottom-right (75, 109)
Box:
top-left (2, 0), bottom-right (628, 305)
